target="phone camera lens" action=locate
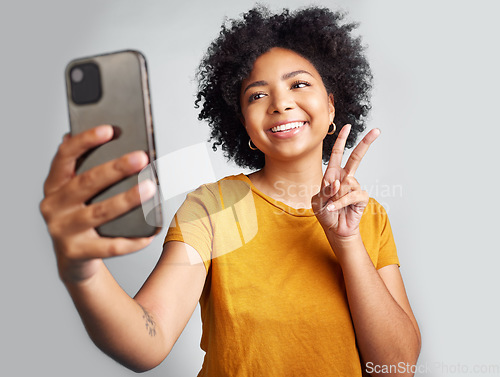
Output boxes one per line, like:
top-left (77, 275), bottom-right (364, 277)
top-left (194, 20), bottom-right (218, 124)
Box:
top-left (70, 63), bottom-right (102, 104)
top-left (71, 68), bottom-right (84, 83)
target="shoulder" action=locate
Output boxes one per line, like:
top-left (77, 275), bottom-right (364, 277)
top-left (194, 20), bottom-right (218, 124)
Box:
top-left (183, 173), bottom-right (251, 209)
top-left (360, 197), bottom-right (391, 233)
top-left (360, 198), bottom-right (399, 267)
top-left (364, 197), bottom-right (389, 217)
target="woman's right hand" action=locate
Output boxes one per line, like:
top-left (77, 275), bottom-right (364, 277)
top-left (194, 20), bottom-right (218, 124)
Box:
top-left (40, 125), bottom-right (156, 284)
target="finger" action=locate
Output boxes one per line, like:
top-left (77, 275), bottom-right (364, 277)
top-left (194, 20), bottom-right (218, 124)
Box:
top-left (312, 179), bottom-right (340, 210)
top-left (326, 124), bottom-right (352, 170)
top-left (344, 128), bottom-right (380, 177)
top-left (326, 190), bottom-right (369, 212)
top-left (65, 179), bottom-right (157, 232)
top-left (59, 150), bottom-right (149, 206)
top-left (44, 125), bottom-right (114, 196)
top-left (334, 176), bottom-right (361, 201)
top-left (67, 235), bottom-right (155, 260)
top-left (321, 162), bottom-right (342, 189)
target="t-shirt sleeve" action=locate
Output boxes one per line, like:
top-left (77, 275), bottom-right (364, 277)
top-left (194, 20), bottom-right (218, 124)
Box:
top-left (361, 198), bottom-right (400, 269)
top-left (163, 184), bottom-right (218, 272)
top-left (373, 199), bottom-right (400, 269)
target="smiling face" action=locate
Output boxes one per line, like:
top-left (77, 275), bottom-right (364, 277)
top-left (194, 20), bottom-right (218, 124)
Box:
top-left (240, 47), bottom-right (335, 165)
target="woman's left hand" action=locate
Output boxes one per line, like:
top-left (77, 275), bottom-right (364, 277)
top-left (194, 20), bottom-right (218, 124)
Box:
top-left (311, 124), bottom-right (380, 240)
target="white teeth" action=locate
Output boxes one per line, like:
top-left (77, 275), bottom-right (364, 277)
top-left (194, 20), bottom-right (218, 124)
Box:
top-left (271, 121), bottom-right (305, 133)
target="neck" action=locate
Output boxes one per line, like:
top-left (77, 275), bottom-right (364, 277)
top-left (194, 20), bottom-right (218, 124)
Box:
top-left (248, 149), bottom-right (324, 209)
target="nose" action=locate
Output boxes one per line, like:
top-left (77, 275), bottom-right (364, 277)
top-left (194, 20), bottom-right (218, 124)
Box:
top-left (268, 89), bottom-right (295, 114)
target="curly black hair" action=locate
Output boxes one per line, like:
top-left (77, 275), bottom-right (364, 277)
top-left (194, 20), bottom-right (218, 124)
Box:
top-left (195, 5), bottom-right (372, 170)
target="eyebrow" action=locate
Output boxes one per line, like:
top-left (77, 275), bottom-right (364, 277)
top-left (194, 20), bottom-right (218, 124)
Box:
top-left (242, 70), bottom-right (313, 94)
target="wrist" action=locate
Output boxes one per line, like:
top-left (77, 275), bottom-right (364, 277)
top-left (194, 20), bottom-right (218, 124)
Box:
top-left (325, 229), bottom-right (362, 247)
top-left (326, 231), bottom-right (365, 262)
top-left (58, 258), bottom-right (103, 286)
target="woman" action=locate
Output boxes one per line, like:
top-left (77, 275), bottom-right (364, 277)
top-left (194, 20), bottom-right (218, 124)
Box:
top-left (40, 6), bottom-right (420, 376)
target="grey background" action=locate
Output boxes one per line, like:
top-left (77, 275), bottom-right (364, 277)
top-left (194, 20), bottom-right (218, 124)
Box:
top-left (1, 0), bottom-right (499, 376)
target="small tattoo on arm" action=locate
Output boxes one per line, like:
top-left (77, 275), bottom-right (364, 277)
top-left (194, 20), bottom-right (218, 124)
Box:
top-left (138, 304), bottom-right (157, 337)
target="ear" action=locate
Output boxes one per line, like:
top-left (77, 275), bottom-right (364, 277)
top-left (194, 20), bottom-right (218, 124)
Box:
top-left (328, 93), bottom-right (335, 124)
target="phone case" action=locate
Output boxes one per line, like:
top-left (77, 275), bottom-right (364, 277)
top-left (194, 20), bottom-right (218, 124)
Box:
top-left (65, 50), bottom-right (162, 238)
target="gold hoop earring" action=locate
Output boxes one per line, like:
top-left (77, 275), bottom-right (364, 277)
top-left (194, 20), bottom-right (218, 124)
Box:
top-left (327, 123), bottom-right (336, 135)
top-left (248, 139), bottom-right (258, 151)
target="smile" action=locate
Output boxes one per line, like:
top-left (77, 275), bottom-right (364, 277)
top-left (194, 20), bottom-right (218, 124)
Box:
top-left (270, 121), bottom-right (307, 133)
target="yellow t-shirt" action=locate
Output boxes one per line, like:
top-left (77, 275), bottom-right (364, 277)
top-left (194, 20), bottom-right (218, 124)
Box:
top-left (164, 174), bottom-right (399, 377)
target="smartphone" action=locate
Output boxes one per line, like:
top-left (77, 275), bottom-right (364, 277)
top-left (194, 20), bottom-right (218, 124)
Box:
top-left (65, 50), bottom-right (162, 238)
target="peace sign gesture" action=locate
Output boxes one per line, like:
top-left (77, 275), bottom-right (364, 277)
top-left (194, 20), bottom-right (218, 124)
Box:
top-left (311, 124), bottom-right (380, 239)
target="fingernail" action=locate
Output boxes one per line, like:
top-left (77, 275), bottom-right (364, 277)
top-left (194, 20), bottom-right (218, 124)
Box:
top-left (139, 180), bottom-right (156, 200)
top-left (96, 125), bottom-right (113, 138)
top-left (327, 203), bottom-right (335, 212)
top-left (128, 151), bottom-right (148, 167)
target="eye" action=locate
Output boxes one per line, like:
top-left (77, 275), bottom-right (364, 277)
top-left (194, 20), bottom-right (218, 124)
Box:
top-left (248, 92), bottom-right (266, 103)
top-left (291, 80), bottom-right (310, 89)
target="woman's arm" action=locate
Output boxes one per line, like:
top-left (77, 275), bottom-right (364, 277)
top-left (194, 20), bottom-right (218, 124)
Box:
top-left (326, 234), bottom-right (421, 376)
top-left (65, 241), bottom-right (206, 372)
top-left (40, 126), bottom-right (206, 372)
top-left (312, 125), bottom-right (421, 376)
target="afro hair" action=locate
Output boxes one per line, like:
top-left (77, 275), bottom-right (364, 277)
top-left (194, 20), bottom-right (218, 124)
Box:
top-left (196, 5), bottom-right (373, 170)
